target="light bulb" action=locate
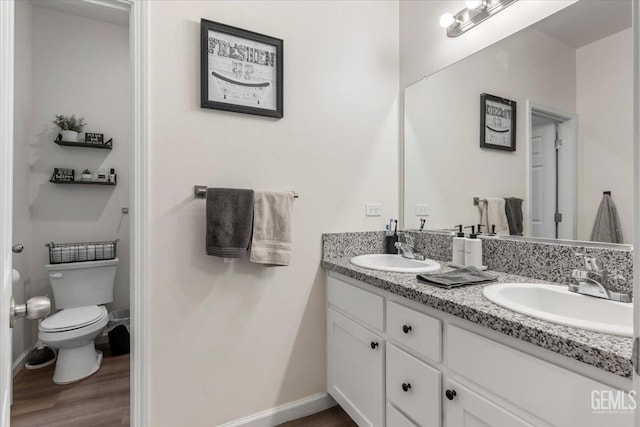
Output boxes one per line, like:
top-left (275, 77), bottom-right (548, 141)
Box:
top-left (439, 13), bottom-right (456, 28)
top-left (466, 0), bottom-right (484, 9)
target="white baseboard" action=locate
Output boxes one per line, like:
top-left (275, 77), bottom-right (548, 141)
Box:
top-left (12, 351), bottom-right (28, 378)
top-left (219, 392), bottom-right (336, 427)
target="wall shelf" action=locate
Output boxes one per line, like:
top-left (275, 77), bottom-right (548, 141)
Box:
top-left (54, 134), bottom-right (113, 150)
top-left (50, 179), bottom-right (116, 186)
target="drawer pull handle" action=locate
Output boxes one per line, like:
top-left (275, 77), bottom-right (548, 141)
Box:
top-left (445, 389), bottom-right (457, 400)
top-left (402, 324), bottom-right (412, 334)
top-left (370, 341), bottom-right (379, 350)
top-left (402, 383), bottom-right (412, 392)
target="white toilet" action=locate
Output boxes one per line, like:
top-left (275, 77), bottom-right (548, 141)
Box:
top-left (39, 258), bottom-right (118, 384)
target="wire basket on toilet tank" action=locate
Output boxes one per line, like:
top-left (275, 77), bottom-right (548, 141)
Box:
top-left (45, 239), bottom-right (119, 264)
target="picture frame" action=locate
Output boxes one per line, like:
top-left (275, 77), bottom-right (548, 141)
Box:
top-left (480, 93), bottom-right (516, 152)
top-left (200, 19), bottom-right (283, 119)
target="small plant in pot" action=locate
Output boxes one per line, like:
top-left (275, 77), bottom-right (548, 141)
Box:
top-left (52, 114), bottom-right (86, 142)
top-left (81, 169), bottom-right (92, 182)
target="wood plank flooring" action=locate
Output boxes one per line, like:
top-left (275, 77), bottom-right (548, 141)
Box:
top-left (12, 352), bottom-right (352, 427)
top-left (11, 353), bottom-right (130, 427)
top-left (278, 406), bottom-right (357, 427)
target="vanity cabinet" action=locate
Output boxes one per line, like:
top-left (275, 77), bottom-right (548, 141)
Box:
top-left (326, 272), bottom-right (634, 427)
top-left (326, 274), bottom-right (386, 426)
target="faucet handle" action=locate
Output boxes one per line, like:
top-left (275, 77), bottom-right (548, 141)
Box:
top-left (575, 253), bottom-right (601, 271)
top-left (399, 233), bottom-right (414, 246)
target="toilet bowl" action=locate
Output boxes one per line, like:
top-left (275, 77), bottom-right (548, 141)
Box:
top-left (40, 258), bottom-right (118, 384)
top-left (39, 305), bottom-right (109, 384)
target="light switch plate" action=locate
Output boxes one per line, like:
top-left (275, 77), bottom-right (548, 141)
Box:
top-left (415, 204), bottom-right (430, 216)
top-left (365, 203), bottom-right (382, 217)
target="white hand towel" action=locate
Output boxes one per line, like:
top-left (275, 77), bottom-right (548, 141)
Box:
top-left (479, 198), bottom-right (510, 236)
top-left (250, 191), bottom-right (294, 266)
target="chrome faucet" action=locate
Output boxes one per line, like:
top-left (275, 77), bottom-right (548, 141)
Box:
top-left (394, 233), bottom-right (425, 261)
top-left (569, 253), bottom-right (631, 303)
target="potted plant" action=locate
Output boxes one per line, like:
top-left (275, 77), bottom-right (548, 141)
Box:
top-left (52, 114), bottom-right (86, 142)
top-left (81, 169), bottom-right (92, 181)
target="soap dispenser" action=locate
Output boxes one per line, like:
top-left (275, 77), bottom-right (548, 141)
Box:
top-left (464, 226), bottom-right (487, 270)
top-left (451, 224), bottom-right (466, 268)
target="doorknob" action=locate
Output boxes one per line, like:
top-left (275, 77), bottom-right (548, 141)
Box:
top-left (10, 296), bottom-right (50, 328)
top-left (12, 244), bottom-right (24, 253)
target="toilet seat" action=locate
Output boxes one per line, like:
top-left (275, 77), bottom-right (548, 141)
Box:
top-left (40, 305), bottom-right (107, 333)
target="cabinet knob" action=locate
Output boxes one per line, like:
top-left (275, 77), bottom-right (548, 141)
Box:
top-left (445, 389), bottom-right (457, 400)
top-left (370, 341), bottom-right (379, 350)
top-left (402, 383), bottom-right (412, 392)
top-left (402, 324), bottom-right (412, 334)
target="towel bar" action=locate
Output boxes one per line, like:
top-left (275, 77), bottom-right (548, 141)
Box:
top-left (194, 185), bottom-right (298, 199)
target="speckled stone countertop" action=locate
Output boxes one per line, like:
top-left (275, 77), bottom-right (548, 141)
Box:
top-left (321, 256), bottom-right (633, 378)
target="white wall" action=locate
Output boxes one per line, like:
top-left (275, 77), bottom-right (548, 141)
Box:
top-left (12, 0), bottom-right (34, 365)
top-left (147, 1), bottom-right (399, 425)
top-left (399, 0), bottom-right (578, 88)
top-left (29, 7), bottom-right (131, 312)
top-left (576, 28), bottom-right (633, 243)
top-left (404, 28), bottom-right (577, 231)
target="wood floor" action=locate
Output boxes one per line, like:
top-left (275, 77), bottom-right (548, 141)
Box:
top-left (11, 352), bottom-right (351, 427)
top-left (278, 406), bottom-right (357, 427)
top-left (11, 353), bottom-right (130, 427)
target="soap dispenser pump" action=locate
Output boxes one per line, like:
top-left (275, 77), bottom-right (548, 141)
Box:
top-left (451, 224), bottom-right (466, 268)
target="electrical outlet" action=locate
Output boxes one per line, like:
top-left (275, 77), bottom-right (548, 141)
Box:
top-left (415, 204), bottom-right (430, 216)
top-left (365, 203), bottom-right (382, 217)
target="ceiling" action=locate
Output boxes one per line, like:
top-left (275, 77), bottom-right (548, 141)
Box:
top-left (532, 0), bottom-right (631, 49)
top-left (30, 0), bottom-right (130, 27)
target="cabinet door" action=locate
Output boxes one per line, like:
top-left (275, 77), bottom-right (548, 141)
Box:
top-left (445, 381), bottom-right (534, 427)
top-left (327, 308), bottom-right (384, 427)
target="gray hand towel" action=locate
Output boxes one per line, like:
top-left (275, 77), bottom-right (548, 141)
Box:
top-left (206, 188), bottom-right (254, 258)
top-left (590, 193), bottom-right (623, 244)
top-left (504, 197), bottom-right (524, 236)
top-left (416, 266), bottom-right (497, 289)
top-left (250, 191), bottom-right (294, 266)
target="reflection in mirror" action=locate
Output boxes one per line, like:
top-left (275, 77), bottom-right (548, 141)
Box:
top-left (403, 0), bottom-right (633, 245)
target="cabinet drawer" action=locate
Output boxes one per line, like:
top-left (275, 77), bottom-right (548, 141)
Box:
top-left (387, 404), bottom-right (418, 427)
top-left (448, 326), bottom-right (633, 427)
top-left (386, 344), bottom-right (441, 427)
top-left (387, 300), bottom-right (441, 362)
top-left (327, 275), bottom-right (384, 331)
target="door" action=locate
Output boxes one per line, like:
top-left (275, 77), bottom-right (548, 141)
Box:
top-left (0, 1), bottom-right (15, 425)
top-left (531, 123), bottom-right (557, 238)
top-left (445, 381), bottom-right (534, 427)
top-left (327, 308), bottom-right (384, 427)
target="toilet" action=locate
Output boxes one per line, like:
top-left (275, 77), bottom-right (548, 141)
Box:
top-left (39, 258), bottom-right (118, 384)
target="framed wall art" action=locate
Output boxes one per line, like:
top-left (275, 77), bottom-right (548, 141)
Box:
top-left (200, 19), bottom-right (283, 119)
top-left (480, 93), bottom-right (516, 152)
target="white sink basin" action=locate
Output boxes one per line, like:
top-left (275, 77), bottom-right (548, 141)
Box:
top-left (350, 254), bottom-right (441, 274)
top-left (483, 282), bottom-right (632, 337)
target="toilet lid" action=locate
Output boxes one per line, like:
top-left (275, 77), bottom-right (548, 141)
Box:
top-left (40, 305), bottom-right (106, 332)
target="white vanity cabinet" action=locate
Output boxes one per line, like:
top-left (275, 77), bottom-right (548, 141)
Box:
top-left (326, 272), bottom-right (634, 427)
top-left (327, 277), bottom-right (385, 427)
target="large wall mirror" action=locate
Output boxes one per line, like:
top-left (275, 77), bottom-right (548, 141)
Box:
top-left (403, 0), bottom-right (633, 246)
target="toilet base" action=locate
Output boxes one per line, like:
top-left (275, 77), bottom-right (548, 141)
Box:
top-left (53, 343), bottom-right (103, 385)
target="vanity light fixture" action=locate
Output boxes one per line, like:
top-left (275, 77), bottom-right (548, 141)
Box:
top-left (440, 0), bottom-right (518, 38)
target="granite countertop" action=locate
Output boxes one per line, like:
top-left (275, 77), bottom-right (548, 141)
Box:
top-left (322, 256), bottom-right (633, 378)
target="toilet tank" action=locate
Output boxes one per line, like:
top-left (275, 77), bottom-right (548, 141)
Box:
top-left (46, 258), bottom-right (118, 309)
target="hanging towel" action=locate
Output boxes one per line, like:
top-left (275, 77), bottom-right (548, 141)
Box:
top-left (206, 188), bottom-right (254, 258)
top-left (504, 197), bottom-right (524, 236)
top-left (590, 193), bottom-right (623, 243)
top-left (250, 191), bottom-right (294, 266)
top-left (479, 198), bottom-right (510, 235)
